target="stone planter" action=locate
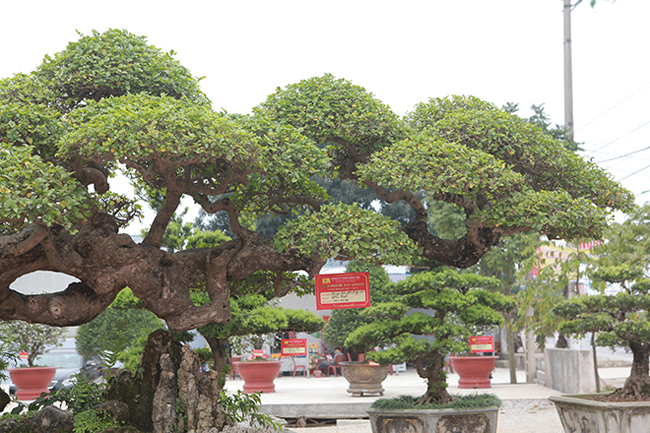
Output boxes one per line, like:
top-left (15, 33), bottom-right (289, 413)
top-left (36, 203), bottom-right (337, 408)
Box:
top-left (8, 367), bottom-right (58, 400)
top-left (549, 394), bottom-right (650, 433)
top-left (368, 406), bottom-right (499, 433)
top-left (234, 360), bottom-right (282, 394)
top-left (449, 356), bottom-right (497, 389)
top-left (340, 361), bottom-right (389, 397)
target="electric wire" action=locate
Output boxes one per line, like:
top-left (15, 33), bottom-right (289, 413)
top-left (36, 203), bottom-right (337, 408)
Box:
top-left (586, 119), bottom-right (650, 155)
top-left (577, 81), bottom-right (650, 134)
top-left (618, 162), bottom-right (650, 182)
top-left (596, 145), bottom-right (650, 164)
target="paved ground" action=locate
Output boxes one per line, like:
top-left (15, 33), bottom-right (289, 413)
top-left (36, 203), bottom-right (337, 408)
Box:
top-left (223, 357), bottom-right (632, 433)
top-left (1, 351), bottom-right (632, 433)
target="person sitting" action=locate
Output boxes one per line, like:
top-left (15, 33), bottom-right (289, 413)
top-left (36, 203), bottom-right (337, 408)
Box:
top-left (318, 348), bottom-right (344, 375)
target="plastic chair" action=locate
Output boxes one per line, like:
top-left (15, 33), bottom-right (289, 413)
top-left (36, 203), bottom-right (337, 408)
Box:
top-left (229, 357), bottom-right (241, 380)
top-left (327, 353), bottom-right (344, 377)
top-left (291, 356), bottom-right (307, 377)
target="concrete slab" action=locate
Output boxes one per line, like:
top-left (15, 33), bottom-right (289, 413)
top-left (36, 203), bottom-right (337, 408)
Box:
top-left (225, 367), bottom-right (566, 418)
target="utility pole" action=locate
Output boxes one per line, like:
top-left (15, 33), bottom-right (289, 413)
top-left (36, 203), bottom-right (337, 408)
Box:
top-left (563, 0), bottom-right (575, 139)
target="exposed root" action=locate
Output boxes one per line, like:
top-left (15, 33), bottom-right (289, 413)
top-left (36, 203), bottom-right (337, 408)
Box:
top-left (417, 390), bottom-right (455, 406)
top-left (621, 375), bottom-right (650, 400)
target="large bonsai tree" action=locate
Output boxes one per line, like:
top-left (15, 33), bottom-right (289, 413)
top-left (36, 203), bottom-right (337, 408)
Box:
top-left (0, 29), bottom-right (631, 334)
top-left (345, 267), bottom-right (516, 405)
top-left (554, 204), bottom-right (650, 399)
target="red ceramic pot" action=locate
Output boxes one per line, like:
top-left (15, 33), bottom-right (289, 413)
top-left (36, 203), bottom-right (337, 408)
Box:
top-left (8, 367), bottom-right (58, 400)
top-left (449, 356), bottom-right (497, 389)
top-left (235, 360), bottom-right (283, 393)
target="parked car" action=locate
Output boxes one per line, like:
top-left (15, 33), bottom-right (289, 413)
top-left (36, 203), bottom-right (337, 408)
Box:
top-left (10, 348), bottom-right (101, 395)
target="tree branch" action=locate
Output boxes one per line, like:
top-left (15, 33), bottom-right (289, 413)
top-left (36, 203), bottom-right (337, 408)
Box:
top-left (142, 178), bottom-right (183, 248)
top-left (0, 282), bottom-right (116, 326)
top-left (72, 158), bottom-right (110, 194)
top-left (402, 220), bottom-right (502, 268)
top-left (363, 180), bottom-right (428, 222)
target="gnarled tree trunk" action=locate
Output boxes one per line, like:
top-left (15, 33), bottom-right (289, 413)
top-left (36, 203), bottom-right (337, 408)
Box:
top-left (416, 351), bottom-right (452, 405)
top-left (622, 341), bottom-right (650, 398)
top-left (105, 329), bottom-right (226, 433)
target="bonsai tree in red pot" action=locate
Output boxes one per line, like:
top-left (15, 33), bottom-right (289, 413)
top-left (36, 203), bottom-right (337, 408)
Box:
top-left (197, 292), bottom-right (325, 393)
top-left (0, 320), bottom-right (66, 400)
top-left (345, 267), bottom-right (516, 405)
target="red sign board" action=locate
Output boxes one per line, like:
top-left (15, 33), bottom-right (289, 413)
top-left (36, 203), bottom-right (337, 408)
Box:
top-left (315, 272), bottom-right (371, 310)
top-left (281, 338), bottom-right (307, 357)
top-left (469, 336), bottom-right (494, 353)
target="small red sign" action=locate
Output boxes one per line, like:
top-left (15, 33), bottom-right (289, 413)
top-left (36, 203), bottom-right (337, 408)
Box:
top-left (469, 336), bottom-right (494, 353)
top-left (315, 272), bottom-right (371, 310)
top-left (281, 338), bottom-right (307, 357)
top-left (18, 351), bottom-right (29, 360)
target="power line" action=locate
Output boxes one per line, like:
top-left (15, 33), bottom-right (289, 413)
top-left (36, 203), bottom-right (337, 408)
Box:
top-left (577, 81), bottom-right (650, 134)
top-left (618, 162), bottom-right (650, 182)
top-left (596, 145), bottom-right (650, 163)
top-left (586, 119), bottom-right (650, 154)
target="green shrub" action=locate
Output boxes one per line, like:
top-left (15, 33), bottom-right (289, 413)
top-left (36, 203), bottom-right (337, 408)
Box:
top-left (218, 390), bottom-right (280, 430)
top-left (73, 409), bottom-right (122, 433)
top-left (371, 393), bottom-right (501, 411)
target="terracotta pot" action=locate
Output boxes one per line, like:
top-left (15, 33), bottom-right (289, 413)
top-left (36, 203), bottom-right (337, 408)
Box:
top-left (449, 356), bottom-right (497, 389)
top-left (9, 367), bottom-right (58, 400)
top-left (340, 361), bottom-right (389, 397)
top-left (234, 360), bottom-right (283, 393)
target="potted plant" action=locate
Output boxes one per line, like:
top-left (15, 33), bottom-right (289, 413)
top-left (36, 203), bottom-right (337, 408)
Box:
top-left (345, 267), bottom-right (515, 433)
top-left (550, 204), bottom-right (650, 433)
top-left (197, 292), bottom-right (324, 394)
top-left (0, 320), bottom-right (66, 400)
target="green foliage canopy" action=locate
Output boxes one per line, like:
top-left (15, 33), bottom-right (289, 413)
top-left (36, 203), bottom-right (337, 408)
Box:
top-left (0, 29), bottom-right (632, 334)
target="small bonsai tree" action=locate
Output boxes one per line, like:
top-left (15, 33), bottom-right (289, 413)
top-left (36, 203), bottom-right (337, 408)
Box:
top-left (554, 204), bottom-right (650, 399)
top-left (197, 292), bottom-right (325, 380)
top-left (345, 267), bottom-right (516, 405)
top-left (0, 321), bottom-right (66, 367)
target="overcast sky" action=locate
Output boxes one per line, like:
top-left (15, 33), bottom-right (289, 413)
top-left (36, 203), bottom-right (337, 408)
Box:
top-left (2, 0), bottom-right (649, 232)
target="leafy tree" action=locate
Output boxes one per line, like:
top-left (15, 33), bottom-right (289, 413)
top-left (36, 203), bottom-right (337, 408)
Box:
top-left (0, 30), bottom-right (630, 334)
top-left (345, 267), bottom-right (516, 405)
top-left (0, 28), bottom-right (633, 427)
top-left (0, 321), bottom-right (66, 367)
top-left (76, 288), bottom-right (163, 369)
top-left (554, 204), bottom-right (650, 398)
top-left (502, 102), bottom-right (580, 151)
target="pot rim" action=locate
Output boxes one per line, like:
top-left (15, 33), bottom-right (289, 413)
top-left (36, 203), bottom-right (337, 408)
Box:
top-left (549, 394), bottom-right (650, 410)
top-left (367, 406), bottom-right (500, 415)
